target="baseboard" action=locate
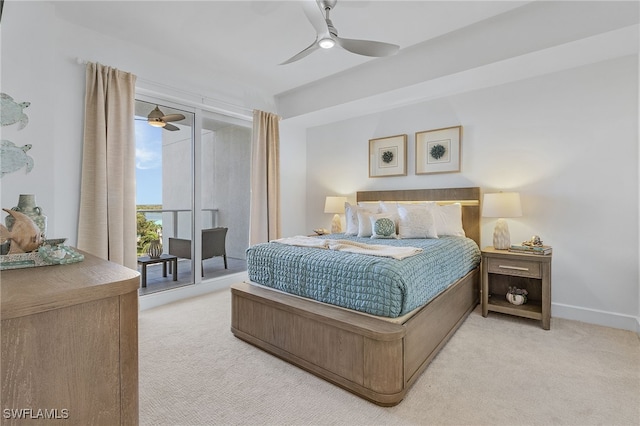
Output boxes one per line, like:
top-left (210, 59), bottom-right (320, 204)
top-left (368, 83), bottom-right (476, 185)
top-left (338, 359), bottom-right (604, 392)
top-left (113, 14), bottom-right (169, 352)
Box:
top-left (552, 302), bottom-right (639, 332)
top-left (139, 271), bottom-right (248, 311)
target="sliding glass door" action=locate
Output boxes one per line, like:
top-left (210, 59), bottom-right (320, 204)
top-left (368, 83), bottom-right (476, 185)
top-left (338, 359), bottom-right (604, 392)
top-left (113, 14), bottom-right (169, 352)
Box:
top-left (200, 111), bottom-right (251, 273)
top-left (135, 97), bottom-right (195, 294)
top-left (135, 96), bottom-right (251, 294)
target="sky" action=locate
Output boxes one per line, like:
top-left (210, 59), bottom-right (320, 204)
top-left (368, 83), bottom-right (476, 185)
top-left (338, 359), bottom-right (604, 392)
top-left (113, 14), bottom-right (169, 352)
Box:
top-left (135, 119), bottom-right (163, 205)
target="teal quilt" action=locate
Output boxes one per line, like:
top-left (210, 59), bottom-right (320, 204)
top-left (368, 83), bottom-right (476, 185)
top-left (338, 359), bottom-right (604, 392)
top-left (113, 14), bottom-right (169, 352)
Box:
top-left (246, 234), bottom-right (480, 318)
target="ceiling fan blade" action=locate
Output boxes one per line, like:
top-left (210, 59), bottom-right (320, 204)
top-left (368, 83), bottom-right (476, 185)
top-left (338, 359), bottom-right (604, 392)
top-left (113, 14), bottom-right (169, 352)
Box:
top-left (301, 0), bottom-right (330, 38)
top-left (280, 38), bottom-right (321, 65)
top-left (161, 114), bottom-right (185, 122)
top-left (163, 123), bottom-right (180, 131)
top-left (335, 36), bottom-right (399, 57)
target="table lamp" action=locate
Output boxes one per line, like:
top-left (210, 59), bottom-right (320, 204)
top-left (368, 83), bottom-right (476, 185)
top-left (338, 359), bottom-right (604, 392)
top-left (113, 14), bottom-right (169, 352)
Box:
top-left (324, 196), bottom-right (347, 234)
top-left (482, 192), bottom-right (522, 249)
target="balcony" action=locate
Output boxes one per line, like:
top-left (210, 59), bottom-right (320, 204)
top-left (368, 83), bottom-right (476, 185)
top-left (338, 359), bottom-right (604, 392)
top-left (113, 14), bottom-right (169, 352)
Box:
top-left (136, 208), bottom-right (247, 295)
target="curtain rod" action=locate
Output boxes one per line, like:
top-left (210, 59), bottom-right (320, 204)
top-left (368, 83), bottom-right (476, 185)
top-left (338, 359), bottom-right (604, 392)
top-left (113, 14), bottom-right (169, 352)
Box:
top-left (76, 57), bottom-right (254, 121)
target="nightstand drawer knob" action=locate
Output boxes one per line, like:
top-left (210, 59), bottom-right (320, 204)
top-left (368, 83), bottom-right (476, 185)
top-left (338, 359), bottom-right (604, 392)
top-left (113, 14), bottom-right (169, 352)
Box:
top-left (498, 265), bottom-right (529, 272)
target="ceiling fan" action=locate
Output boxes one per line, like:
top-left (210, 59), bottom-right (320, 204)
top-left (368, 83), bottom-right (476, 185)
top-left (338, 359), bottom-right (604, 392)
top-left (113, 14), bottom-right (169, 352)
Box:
top-left (138, 106), bottom-right (185, 131)
top-left (280, 0), bottom-right (399, 65)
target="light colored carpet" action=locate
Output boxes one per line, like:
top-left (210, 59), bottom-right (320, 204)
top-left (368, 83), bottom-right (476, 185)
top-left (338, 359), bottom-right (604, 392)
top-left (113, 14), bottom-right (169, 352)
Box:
top-left (139, 288), bottom-right (640, 426)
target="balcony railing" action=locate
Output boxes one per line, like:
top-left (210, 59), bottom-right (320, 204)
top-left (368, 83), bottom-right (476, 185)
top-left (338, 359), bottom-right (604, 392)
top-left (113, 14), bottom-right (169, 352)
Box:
top-left (137, 208), bottom-right (219, 238)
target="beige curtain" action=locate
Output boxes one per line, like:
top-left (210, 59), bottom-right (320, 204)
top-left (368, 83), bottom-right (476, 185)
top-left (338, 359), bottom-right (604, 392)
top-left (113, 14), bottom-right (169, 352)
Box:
top-left (249, 110), bottom-right (281, 244)
top-left (77, 62), bottom-right (137, 269)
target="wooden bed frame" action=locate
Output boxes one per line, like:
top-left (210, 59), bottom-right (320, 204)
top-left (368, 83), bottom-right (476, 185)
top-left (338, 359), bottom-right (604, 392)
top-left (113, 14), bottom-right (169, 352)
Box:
top-left (231, 187), bottom-right (481, 406)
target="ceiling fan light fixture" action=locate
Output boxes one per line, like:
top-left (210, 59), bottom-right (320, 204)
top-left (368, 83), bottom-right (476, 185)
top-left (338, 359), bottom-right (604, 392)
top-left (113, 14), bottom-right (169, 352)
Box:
top-left (318, 38), bottom-right (335, 49)
top-left (148, 120), bottom-right (166, 128)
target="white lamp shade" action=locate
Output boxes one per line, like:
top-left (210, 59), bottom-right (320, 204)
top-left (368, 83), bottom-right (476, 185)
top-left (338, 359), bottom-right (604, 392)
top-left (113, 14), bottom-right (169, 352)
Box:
top-left (482, 192), bottom-right (522, 218)
top-left (482, 192), bottom-right (522, 249)
top-left (324, 196), bottom-right (347, 214)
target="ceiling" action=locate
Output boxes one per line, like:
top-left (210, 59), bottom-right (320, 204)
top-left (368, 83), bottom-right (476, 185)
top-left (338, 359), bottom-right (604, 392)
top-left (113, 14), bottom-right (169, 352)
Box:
top-left (51, 0), bottom-right (532, 99)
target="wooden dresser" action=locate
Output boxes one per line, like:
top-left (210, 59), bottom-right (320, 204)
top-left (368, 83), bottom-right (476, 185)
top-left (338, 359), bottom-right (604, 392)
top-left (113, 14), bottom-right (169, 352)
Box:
top-left (1, 252), bottom-right (140, 425)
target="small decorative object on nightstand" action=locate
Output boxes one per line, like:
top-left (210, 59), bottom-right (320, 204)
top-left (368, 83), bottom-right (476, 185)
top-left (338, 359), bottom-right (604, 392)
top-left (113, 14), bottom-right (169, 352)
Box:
top-left (481, 246), bottom-right (552, 329)
top-left (509, 235), bottom-right (552, 255)
top-left (506, 286), bottom-right (528, 305)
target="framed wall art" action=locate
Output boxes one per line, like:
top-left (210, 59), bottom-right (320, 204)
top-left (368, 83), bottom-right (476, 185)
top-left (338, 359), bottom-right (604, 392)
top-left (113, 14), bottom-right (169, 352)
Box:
top-left (369, 134), bottom-right (407, 178)
top-left (415, 125), bottom-right (461, 174)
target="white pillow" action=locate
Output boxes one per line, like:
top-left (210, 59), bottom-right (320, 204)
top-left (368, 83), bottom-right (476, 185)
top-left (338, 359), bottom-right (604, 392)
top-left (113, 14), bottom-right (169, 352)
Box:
top-left (344, 202), bottom-right (359, 235)
top-left (397, 205), bottom-right (438, 239)
top-left (357, 201), bottom-right (381, 213)
top-left (369, 213), bottom-right (398, 239)
top-left (430, 203), bottom-right (465, 237)
top-left (346, 202), bottom-right (381, 236)
top-left (357, 210), bottom-right (375, 237)
top-left (379, 201), bottom-right (398, 215)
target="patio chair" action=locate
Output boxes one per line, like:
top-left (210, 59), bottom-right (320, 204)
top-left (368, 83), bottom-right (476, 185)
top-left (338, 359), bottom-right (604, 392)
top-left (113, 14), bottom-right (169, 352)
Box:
top-left (168, 227), bottom-right (228, 276)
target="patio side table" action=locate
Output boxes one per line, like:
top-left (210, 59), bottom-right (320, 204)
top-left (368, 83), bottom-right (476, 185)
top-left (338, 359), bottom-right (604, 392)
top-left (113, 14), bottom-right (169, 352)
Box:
top-left (137, 254), bottom-right (178, 287)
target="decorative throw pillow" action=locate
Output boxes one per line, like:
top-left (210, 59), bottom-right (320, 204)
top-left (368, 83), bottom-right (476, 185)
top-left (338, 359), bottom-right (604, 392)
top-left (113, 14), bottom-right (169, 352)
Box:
top-left (369, 214), bottom-right (397, 239)
top-left (397, 205), bottom-right (438, 239)
top-left (430, 202), bottom-right (465, 237)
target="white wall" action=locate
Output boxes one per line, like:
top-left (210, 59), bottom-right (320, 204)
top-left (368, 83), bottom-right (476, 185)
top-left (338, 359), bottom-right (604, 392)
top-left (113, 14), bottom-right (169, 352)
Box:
top-left (300, 56), bottom-right (639, 331)
top-left (279, 122), bottom-right (308, 236)
top-left (1, 2), bottom-right (59, 239)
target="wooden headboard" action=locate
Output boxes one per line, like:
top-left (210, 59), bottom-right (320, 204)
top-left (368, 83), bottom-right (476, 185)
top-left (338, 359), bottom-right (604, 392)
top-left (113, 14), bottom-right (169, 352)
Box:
top-left (356, 187), bottom-right (481, 247)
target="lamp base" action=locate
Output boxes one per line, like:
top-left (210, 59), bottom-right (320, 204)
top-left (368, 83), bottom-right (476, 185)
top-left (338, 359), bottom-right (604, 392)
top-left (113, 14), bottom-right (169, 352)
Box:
top-left (331, 214), bottom-right (342, 234)
top-left (493, 218), bottom-right (511, 250)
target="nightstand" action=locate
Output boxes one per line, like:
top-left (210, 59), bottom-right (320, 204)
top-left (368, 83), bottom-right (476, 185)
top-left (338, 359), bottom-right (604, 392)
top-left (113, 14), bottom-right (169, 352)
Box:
top-left (481, 247), bottom-right (552, 329)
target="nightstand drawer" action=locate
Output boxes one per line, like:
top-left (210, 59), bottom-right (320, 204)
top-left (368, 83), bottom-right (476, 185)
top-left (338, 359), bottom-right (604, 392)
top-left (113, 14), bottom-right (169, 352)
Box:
top-left (487, 257), bottom-right (542, 278)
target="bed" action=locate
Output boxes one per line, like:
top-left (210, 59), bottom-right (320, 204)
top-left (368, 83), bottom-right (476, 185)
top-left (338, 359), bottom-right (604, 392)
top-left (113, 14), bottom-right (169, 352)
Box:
top-left (231, 187), bottom-right (481, 406)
